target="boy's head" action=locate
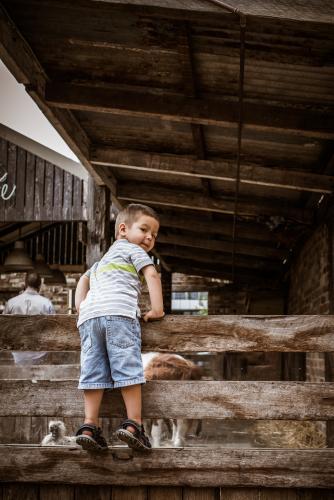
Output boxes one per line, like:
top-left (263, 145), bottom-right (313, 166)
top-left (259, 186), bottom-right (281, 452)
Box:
top-left (115, 204), bottom-right (160, 253)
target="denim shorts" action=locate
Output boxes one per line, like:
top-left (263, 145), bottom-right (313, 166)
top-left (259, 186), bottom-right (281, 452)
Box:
top-left (78, 315), bottom-right (145, 390)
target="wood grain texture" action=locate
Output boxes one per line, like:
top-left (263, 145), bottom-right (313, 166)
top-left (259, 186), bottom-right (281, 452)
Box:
top-left (1, 380), bottom-right (333, 420)
top-left (0, 315), bottom-right (333, 352)
top-left (0, 446), bottom-right (333, 488)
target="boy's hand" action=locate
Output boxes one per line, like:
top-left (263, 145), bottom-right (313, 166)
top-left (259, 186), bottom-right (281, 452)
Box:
top-left (143, 309), bottom-right (165, 322)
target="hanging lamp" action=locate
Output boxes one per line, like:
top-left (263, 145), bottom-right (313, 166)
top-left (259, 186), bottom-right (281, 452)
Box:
top-left (3, 241), bottom-right (34, 272)
top-left (45, 268), bottom-right (67, 285)
top-left (34, 253), bottom-right (54, 278)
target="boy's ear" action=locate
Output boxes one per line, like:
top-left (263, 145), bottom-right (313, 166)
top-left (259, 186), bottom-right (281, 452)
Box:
top-left (118, 222), bottom-right (127, 235)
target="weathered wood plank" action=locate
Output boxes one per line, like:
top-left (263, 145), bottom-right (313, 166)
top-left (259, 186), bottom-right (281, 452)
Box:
top-left (157, 232), bottom-right (285, 259)
top-left (85, 0), bottom-right (334, 24)
top-left (75, 485), bottom-right (111, 500)
top-left (91, 147), bottom-right (334, 194)
top-left (111, 487), bottom-right (147, 500)
top-left (46, 83), bottom-right (334, 139)
top-left (2, 483), bottom-right (39, 499)
top-left (0, 446), bottom-right (333, 488)
top-left (0, 137), bottom-right (7, 221)
top-left (148, 486), bottom-right (182, 500)
top-left (4, 143), bottom-right (17, 221)
top-left (24, 151), bottom-right (36, 221)
top-left (0, 364), bottom-right (79, 380)
top-left (183, 487), bottom-right (217, 500)
top-left (0, 315), bottom-right (333, 352)
top-left (117, 183), bottom-right (313, 223)
top-left (1, 380), bottom-right (333, 420)
top-left (39, 485), bottom-right (74, 500)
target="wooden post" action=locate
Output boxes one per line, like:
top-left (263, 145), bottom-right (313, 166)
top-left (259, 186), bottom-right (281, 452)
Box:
top-left (161, 266), bottom-right (172, 314)
top-left (326, 217), bottom-right (334, 446)
top-left (86, 176), bottom-right (111, 268)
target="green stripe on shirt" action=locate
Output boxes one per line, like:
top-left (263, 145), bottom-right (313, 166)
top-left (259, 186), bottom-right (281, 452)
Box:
top-left (96, 262), bottom-right (138, 275)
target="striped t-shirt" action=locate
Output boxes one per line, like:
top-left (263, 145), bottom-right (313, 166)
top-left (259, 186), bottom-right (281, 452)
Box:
top-left (77, 239), bottom-right (154, 327)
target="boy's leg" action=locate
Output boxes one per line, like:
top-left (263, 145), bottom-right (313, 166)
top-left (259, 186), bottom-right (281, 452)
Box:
top-left (120, 384), bottom-right (142, 433)
top-left (83, 388), bottom-right (104, 433)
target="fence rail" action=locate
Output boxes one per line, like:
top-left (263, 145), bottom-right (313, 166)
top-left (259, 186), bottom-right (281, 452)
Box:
top-left (0, 445), bottom-right (333, 487)
top-left (1, 380), bottom-right (333, 420)
top-left (0, 314), bottom-right (334, 351)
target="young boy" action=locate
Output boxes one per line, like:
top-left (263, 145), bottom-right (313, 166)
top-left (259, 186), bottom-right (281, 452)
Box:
top-left (75, 203), bottom-right (164, 451)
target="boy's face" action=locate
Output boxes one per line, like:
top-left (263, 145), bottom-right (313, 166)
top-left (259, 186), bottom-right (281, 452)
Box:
top-left (119, 214), bottom-right (159, 253)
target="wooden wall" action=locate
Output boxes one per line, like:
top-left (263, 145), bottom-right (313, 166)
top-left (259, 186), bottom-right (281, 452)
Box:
top-left (0, 138), bottom-right (87, 222)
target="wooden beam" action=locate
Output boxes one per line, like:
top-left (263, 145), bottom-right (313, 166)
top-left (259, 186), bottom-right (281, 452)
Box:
top-left (117, 182), bottom-right (313, 223)
top-left (86, 177), bottom-right (111, 267)
top-left (167, 258), bottom-right (277, 284)
top-left (47, 83), bottom-right (334, 139)
top-left (91, 147), bottom-right (334, 194)
top-left (157, 212), bottom-right (298, 247)
top-left (1, 315), bottom-right (334, 352)
top-left (92, 0), bottom-right (334, 24)
top-left (157, 232), bottom-right (286, 259)
top-left (2, 379), bottom-right (334, 420)
top-left (157, 244), bottom-right (283, 272)
top-left (1, 445), bottom-right (333, 487)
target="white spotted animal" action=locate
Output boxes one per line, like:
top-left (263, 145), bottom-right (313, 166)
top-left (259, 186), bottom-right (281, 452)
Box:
top-left (142, 352), bottom-right (202, 447)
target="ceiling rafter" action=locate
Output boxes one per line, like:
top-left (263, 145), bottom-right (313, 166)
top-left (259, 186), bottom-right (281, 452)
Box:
top-left (45, 83), bottom-right (334, 139)
top-left (91, 148), bottom-right (334, 194)
top-left (117, 182), bottom-right (313, 223)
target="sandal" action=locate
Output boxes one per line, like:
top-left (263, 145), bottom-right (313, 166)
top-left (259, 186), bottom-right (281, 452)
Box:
top-left (115, 419), bottom-right (152, 451)
top-left (75, 424), bottom-right (108, 451)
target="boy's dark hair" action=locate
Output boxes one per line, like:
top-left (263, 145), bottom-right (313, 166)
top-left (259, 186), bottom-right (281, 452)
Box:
top-left (115, 204), bottom-right (159, 238)
top-left (25, 272), bottom-right (41, 290)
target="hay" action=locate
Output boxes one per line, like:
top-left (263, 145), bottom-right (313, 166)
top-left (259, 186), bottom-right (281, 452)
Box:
top-left (251, 421), bottom-right (327, 448)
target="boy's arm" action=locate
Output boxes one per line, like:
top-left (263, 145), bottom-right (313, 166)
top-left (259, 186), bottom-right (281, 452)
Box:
top-left (75, 274), bottom-right (90, 313)
top-left (141, 264), bottom-right (164, 322)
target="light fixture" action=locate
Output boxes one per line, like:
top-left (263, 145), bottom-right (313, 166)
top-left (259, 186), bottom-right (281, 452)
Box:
top-left (34, 254), bottom-right (53, 278)
top-left (3, 241), bottom-right (34, 272)
top-left (44, 268), bottom-right (67, 285)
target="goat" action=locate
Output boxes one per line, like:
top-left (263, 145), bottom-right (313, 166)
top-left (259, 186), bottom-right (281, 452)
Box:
top-left (142, 352), bottom-right (202, 447)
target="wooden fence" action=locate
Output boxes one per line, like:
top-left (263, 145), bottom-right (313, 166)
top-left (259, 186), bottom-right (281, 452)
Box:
top-left (0, 315), bottom-right (334, 499)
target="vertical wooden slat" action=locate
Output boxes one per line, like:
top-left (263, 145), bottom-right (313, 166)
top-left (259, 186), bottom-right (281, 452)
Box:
top-left (148, 487), bottom-right (182, 500)
top-left (63, 171), bottom-right (73, 221)
top-left (44, 162), bottom-right (55, 220)
top-left (25, 151), bottom-right (35, 220)
top-left (31, 416), bottom-right (48, 444)
top-left (3, 484), bottom-right (38, 500)
top-left (86, 178), bottom-right (110, 267)
top-left (74, 486), bottom-right (111, 500)
top-left (53, 166), bottom-right (63, 221)
top-left (5, 143), bottom-right (17, 221)
top-left (112, 487), bottom-right (147, 500)
top-left (220, 490), bottom-right (259, 500)
top-left (259, 489), bottom-right (298, 500)
top-left (0, 138), bottom-right (8, 221)
top-left (282, 353), bottom-right (306, 381)
top-left (14, 147), bottom-right (26, 221)
top-left (72, 176), bottom-right (82, 220)
top-left (39, 485), bottom-right (74, 500)
top-left (15, 416), bottom-right (32, 444)
top-left (34, 157), bottom-right (45, 220)
top-left (35, 157), bottom-right (45, 220)
top-left (183, 488), bottom-right (219, 500)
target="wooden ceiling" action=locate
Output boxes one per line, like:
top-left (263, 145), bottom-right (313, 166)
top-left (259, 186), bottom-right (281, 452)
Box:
top-left (1, 0), bottom-right (334, 286)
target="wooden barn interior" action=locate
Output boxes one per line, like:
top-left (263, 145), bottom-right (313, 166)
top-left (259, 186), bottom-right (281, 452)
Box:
top-left (0, 0), bottom-right (334, 497)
